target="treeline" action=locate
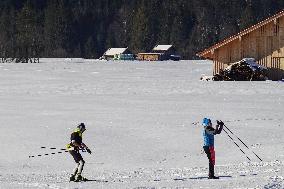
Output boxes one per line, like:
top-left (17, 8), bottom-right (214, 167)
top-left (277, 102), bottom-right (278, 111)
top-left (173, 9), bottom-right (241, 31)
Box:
top-left (1, 0), bottom-right (284, 60)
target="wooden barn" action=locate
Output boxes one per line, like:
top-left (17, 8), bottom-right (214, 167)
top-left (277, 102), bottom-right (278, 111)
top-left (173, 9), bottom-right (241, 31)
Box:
top-left (197, 10), bottom-right (284, 80)
top-left (138, 45), bottom-right (180, 61)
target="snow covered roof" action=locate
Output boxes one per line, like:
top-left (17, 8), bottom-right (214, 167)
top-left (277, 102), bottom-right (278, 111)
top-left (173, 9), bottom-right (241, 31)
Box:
top-left (104, 48), bottom-right (128, 56)
top-left (153, 45), bottom-right (173, 51)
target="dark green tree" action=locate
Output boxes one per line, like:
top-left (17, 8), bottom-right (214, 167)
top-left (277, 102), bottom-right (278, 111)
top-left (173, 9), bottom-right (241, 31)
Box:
top-left (240, 2), bottom-right (256, 30)
top-left (15, 0), bottom-right (41, 63)
top-left (84, 36), bottom-right (96, 58)
top-left (129, 1), bottom-right (149, 53)
top-left (0, 8), bottom-right (17, 62)
top-left (44, 0), bottom-right (71, 57)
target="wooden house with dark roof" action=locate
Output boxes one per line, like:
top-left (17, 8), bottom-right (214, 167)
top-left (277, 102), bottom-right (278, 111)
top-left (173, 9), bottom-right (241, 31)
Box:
top-left (197, 10), bottom-right (284, 80)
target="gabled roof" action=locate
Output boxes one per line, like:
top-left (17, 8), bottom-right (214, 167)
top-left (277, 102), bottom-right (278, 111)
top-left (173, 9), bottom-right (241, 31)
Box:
top-left (197, 10), bottom-right (284, 58)
top-left (153, 45), bottom-right (173, 51)
top-left (104, 48), bottom-right (128, 56)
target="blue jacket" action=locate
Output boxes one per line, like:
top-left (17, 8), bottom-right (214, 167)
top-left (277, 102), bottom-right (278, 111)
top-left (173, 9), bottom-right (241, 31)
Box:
top-left (202, 119), bottom-right (224, 147)
top-left (203, 128), bottom-right (215, 146)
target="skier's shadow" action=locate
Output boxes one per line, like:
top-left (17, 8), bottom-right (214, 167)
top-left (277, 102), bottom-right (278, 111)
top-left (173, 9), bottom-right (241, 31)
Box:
top-left (189, 175), bottom-right (232, 180)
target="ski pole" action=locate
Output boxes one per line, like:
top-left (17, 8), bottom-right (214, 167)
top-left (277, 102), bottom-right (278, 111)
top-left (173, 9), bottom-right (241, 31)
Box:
top-left (223, 129), bottom-right (251, 161)
top-left (29, 148), bottom-right (88, 158)
top-left (223, 124), bottom-right (263, 161)
top-left (40, 146), bottom-right (87, 153)
top-left (40, 146), bottom-right (67, 151)
top-left (29, 150), bottom-right (69, 158)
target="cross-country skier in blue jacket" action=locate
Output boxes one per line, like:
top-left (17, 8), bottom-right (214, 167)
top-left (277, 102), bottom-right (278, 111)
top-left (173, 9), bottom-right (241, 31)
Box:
top-left (202, 118), bottom-right (224, 179)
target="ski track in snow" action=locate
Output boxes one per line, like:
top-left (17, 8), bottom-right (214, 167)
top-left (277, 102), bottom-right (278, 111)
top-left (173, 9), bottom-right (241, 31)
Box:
top-left (0, 59), bottom-right (283, 189)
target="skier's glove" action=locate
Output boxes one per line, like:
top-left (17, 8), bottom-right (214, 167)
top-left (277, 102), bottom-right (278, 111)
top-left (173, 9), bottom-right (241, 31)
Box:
top-left (86, 148), bottom-right (92, 154)
top-left (217, 120), bottom-right (224, 126)
top-left (79, 146), bottom-right (86, 152)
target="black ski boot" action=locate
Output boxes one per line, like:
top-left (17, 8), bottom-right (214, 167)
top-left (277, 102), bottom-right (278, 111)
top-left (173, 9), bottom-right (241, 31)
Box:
top-left (69, 174), bottom-right (76, 182)
top-left (208, 175), bottom-right (219, 179)
top-left (208, 163), bottom-right (219, 179)
top-left (74, 174), bottom-right (88, 182)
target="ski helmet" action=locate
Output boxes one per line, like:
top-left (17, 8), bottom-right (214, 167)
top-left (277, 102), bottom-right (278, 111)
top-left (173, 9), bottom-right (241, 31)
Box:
top-left (77, 123), bottom-right (86, 132)
top-left (202, 118), bottom-right (211, 127)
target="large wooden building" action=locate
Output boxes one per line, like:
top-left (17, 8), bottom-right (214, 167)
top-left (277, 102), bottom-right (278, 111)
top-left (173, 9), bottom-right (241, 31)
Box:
top-left (197, 10), bottom-right (284, 80)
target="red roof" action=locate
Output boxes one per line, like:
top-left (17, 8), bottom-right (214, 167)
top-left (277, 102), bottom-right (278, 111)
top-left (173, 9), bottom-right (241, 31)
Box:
top-left (197, 10), bottom-right (284, 58)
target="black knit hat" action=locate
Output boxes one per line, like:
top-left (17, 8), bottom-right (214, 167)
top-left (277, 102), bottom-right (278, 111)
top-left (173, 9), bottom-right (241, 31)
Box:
top-left (77, 123), bottom-right (86, 130)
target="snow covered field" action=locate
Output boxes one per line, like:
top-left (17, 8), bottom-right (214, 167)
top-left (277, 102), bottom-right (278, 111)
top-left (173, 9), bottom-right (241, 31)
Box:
top-left (0, 59), bottom-right (283, 189)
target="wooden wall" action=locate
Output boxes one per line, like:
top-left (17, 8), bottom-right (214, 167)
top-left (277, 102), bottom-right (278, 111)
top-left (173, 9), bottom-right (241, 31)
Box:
top-left (137, 53), bottom-right (161, 61)
top-left (212, 16), bottom-right (284, 80)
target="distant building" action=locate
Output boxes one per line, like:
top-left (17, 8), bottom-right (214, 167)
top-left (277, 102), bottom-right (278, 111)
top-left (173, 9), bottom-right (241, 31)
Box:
top-left (138, 45), bottom-right (180, 61)
top-left (101, 48), bottom-right (133, 60)
top-left (197, 10), bottom-right (284, 80)
top-left (152, 45), bottom-right (175, 54)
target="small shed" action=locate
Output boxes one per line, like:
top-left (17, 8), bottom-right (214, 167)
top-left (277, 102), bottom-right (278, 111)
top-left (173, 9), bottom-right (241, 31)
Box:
top-left (101, 48), bottom-right (132, 60)
top-left (197, 10), bottom-right (284, 80)
top-left (138, 45), bottom-right (180, 61)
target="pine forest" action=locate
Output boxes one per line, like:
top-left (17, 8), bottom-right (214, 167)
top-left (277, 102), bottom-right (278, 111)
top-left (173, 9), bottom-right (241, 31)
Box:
top-left (1, 0), bottom-right (284, 60)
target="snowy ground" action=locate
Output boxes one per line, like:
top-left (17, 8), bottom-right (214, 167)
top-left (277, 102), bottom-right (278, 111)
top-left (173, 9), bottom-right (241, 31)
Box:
top-left (0, 59), bottom-right (283, 189)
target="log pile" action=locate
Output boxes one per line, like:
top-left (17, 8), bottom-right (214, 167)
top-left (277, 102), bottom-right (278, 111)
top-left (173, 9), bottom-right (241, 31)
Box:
top-left (213, 58), bottom-right (268, 81)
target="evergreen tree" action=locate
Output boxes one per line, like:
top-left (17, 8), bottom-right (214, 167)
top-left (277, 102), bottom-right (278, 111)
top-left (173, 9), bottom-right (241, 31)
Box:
top-left (84, 36), bottom-right (96, 58)
top-left (44, 0), bottom-right (71, 57)
top-left (129, 0), bottom-right (150, 53)
top-left (15, 0), bottom-right (41, 63)
top-left (240, 2), bottom-right (256, 30)
top-left (0, 9), bottom-right (16, 62)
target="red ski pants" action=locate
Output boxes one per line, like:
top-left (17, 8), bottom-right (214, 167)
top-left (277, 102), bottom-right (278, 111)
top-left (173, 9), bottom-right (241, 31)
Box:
top-left (203, 146), bottom-right (215, 165)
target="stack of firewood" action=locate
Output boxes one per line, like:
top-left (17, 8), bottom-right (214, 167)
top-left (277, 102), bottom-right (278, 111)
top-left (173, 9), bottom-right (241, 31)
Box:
top-left (213, 58), bottom-right (268, 81)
